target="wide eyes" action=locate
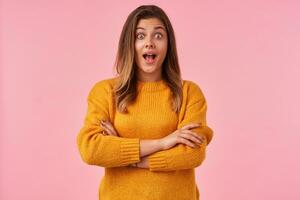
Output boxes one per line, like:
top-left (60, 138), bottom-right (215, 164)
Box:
top-left (136, 32), bottom-right (163, 40)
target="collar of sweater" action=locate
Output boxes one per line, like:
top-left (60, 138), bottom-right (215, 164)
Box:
top-left (137, 79), bottom-right (168, 92)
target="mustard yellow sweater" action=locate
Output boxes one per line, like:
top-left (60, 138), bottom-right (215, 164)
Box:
top-left (77, 77), bottom-right (214, 200)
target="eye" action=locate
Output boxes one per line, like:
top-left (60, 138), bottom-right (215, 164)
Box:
top-left (155, 33), bottom-right (163, 39)
top-left (136, 33), bottom-right (144, 40)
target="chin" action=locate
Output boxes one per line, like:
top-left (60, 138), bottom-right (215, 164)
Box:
top-left (140, 65), bottom-right (159, 73)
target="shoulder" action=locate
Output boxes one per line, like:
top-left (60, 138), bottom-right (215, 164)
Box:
top-left (182, 79), bottom-right (205, 100)
top-left (89, 77), bottom-right (118, 96)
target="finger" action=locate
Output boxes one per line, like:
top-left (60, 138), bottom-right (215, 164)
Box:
top-left (100, 121), bottom-right (114, 134)
top-left (105, 121), bottom-right (119, 136)
top-left (181, 129), bottom-right (205, 141)
top-left (101, 124), bottom-right (114, 136)
top-left (102, 124), bottom-right (117, 136)
top-left (101, 130), bottom-right (108, 136)
top-left (181, 123), bottom-right (202, 130)
top-left (179, 132), bottom-right (203, 145)
top-left (177, 137), bottom-right (197, 148)
top-left (103, 121), bottom-right (118, 136)
top-left (100, 128), bottom-right (108, 136)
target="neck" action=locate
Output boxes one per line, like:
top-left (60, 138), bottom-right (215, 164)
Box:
top-left (136, 69), bottom-right (162, 82)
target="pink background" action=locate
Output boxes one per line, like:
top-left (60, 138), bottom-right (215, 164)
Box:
top-left (1, 0), bottom-right (300, 199)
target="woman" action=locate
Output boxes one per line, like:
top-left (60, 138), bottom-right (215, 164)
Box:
top-left (77, 4), bottom-right (214, 200)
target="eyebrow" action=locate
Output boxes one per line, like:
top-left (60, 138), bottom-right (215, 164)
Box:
top-left (136, 26), bottom-right (166, 31)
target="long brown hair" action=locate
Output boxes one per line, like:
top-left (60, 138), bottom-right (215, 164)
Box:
top-left (113, 5), bottom-right (183, 114)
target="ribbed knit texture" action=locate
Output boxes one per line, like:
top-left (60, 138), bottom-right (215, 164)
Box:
top-left (77, 77), bottom-right (214, 200)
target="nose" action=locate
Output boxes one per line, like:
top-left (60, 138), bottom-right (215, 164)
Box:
top-left (145, 38), bottom-right (155, 48)
top-left (145, 43), bottom-right (154, 48)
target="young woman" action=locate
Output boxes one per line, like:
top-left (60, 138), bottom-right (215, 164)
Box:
top-left (77, 5), bottom-right (214, 200)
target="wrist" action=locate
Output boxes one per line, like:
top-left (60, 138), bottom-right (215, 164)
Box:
top-left (129, 162), bottom-right (138, 167)
top-left (157, 139), bottom-right (165, 150)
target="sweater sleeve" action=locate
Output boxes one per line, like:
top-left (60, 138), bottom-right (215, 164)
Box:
top-left (77, 81), bottom-right (141, 168)
top-left (148, 82), bottom-right (214, 172)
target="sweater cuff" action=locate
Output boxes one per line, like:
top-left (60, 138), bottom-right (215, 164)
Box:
top-left (148, 151), bottom-right (168, 171)
top-left (120, 138), bottom-right (140, 165)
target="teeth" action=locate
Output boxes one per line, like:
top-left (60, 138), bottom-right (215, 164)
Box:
top-left (143, 54), bottom-right (156, 59)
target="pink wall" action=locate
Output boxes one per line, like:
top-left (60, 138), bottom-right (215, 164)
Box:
top-left (1, 0), bottom-right (300, 199)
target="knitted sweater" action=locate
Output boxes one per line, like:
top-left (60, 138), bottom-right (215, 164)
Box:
top-left (77, 77), bottom-right (214, 200)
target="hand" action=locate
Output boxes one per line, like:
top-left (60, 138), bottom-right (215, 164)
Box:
top-left (136, 156), bottom-right (149, 169)
top-left (158, 123), bottom-right (206, 150)
top-left (128, 156), bottom-right (149, 169)
top-left (100, 119), bottom-right (119, 137)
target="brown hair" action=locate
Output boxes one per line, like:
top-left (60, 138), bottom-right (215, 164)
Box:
top-left (113, 5), bottom-right (183, 113)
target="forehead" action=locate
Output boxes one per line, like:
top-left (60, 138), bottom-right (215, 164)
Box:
top-left (136, 18), bottom-right (166, 32)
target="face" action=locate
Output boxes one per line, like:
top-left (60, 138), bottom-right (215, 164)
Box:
top-left (134, 18), bottom-right (168, 81)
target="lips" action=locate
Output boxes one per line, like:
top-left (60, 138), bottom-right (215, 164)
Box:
top-left (142, 53), bottom-right (157, 64)
top-left (142, 53), bottom-right (157, 60)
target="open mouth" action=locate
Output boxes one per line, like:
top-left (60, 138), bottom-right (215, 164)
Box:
top-left (143, 54), bottom-right (157, 60)
top-left (142, 53), bottom-right (157, 64)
